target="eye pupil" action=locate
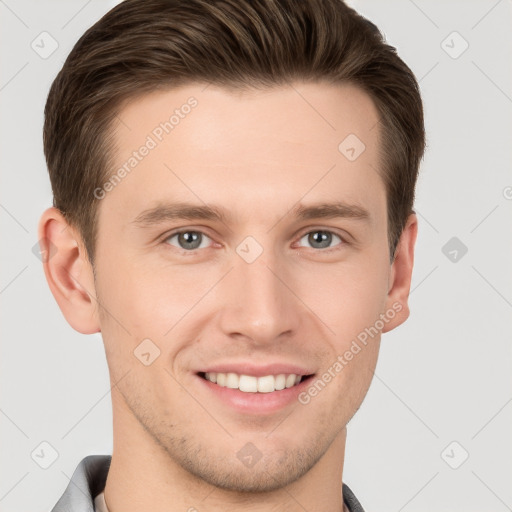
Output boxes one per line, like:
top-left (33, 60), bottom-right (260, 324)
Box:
top-left (179, 231), bottom-right (201, 249)
top-left (309, 231), bottom-right (332, 249)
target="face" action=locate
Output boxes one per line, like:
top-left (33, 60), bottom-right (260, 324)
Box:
top-left (87, 81), bottom-right (404, 491)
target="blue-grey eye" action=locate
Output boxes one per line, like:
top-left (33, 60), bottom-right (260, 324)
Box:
top-left (166, 231), bottom-right (211, 250)
top-left (299, 230), bottom-right (342, 250)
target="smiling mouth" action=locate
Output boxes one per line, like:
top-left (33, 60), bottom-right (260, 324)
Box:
top-left (198, 371), bottom-right (315, 393)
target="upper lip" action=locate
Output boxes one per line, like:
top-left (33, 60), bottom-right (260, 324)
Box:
top-left (196, 362), bottom-right (315, 377)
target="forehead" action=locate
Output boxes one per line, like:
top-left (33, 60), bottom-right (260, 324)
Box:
top-left (113, 81), bottom-right (380, 154)
top-left (101, 81), bottom-right (384, 228)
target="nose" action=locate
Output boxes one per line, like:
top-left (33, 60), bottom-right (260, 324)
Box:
top-left (217, 244), bottom-right (303, 346)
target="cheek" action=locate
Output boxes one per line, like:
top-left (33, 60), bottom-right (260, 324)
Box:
top-left (96, 251), bottom-right (211, 336)
top-left (296, 255), bottom-right (390, 341)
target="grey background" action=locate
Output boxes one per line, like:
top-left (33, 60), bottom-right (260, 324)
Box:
top-left (1, 0), bottom-right (511, 511)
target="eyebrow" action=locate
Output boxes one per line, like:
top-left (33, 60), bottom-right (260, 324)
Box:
top-left (131, 200), bottom-right (370, 227)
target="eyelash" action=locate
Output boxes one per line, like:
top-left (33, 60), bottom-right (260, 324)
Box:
top-left (161, 228), bottom-right (347, 255)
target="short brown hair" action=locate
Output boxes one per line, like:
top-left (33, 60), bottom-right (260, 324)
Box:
top-left (43, 0), bottom-right (425, 266)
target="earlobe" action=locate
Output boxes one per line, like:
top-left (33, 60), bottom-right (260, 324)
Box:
top-left (382, 213), bottom-right (418, 333)
top-left (37, 207), bottom-right (101, 334)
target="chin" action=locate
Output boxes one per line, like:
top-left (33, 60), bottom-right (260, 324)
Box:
top-left (162, 432), bottom-right (329, 493)
top-left (183, 453), bottom-right (312, 493)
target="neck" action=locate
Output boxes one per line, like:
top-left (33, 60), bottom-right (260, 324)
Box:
top-left (103, 389), bottom-right (348, 512)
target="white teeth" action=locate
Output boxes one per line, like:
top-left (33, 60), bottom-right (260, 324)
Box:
top-left (285, 374), bottom-right (296, 388)
top-left (204, 372), bottom-right (304, 393)
top-left (226, 372), bottom-right (239, 389)
top-left (275, 374), bottom-right (286, 390)
top-left (256, 375), bottom-right (274, 393)
top-left (240, 375), bottom-right (258, 392)
top-left (216, 372), bottom-right (226, 387)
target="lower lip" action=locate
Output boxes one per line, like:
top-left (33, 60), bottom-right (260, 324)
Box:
top-left (196, 374), bottom-right (314, 414)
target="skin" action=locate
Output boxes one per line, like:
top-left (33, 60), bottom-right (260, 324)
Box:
top-left (39, 81), bottom-right (417, 512)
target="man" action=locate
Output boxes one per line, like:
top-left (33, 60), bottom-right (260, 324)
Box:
top-left (39, 0), bottom-right (425, 510)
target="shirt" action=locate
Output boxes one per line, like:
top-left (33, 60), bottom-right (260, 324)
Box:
top-left (51, 455), bottom-right (366, 512)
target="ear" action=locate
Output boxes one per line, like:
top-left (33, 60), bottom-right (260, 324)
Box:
top-left (37, 207), bottom-right (101, 334)
top-left (382, 213), bottom-right (418, 333)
